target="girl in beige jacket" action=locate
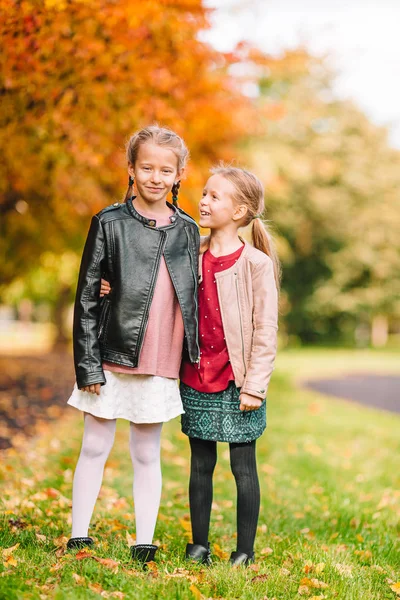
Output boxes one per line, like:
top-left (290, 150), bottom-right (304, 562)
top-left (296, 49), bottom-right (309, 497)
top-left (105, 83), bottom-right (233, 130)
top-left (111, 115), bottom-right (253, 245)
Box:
top-left (180, 165), bottom-right (280, 567)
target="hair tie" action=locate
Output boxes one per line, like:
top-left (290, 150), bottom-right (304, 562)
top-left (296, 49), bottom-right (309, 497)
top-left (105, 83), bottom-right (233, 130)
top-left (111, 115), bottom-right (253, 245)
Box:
top-left (252, 213), bottom-right (263, 220)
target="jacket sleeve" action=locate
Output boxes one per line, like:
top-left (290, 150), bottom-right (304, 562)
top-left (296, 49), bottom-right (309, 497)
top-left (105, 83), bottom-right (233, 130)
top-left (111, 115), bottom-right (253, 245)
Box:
top-left (241, 259), bottom-right (278, 400)
top-left (73, 215), bottom-right (107, 389)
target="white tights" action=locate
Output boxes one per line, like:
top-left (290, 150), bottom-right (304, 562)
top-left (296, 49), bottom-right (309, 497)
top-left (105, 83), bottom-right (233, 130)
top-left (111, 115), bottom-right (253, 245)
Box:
top-left (71, 413), bottom-right (163, 544)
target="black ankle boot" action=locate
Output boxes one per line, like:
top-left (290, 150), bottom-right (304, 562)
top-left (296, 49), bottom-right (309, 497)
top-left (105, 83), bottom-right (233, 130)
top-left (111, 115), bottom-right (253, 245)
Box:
top-left (130, 544), bottom-right (158, 567)
top-left (229, 551), bottom-right (255, 566)
top-left (67, 537), bottom-right (94, 550)
top-left (185, 542), bottom-right (211, 565)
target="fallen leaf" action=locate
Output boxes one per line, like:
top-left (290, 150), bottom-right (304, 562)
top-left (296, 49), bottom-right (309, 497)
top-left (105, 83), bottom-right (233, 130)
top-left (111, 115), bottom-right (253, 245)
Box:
top-left (3, 555), bottom-right (18, 568)
top-left (126, 531), bottom-right (135, 547)
top-left (356, 534), bottom-right (364, 543)
top-left (390, 582), bottom-right (400, 596)
top-left (2, 543), bottom-right (20, 557)
top-left (146, 560), bottom-right (158, 574)
top-left (213, 543), bottom-right (229, 560)
top-left (260, 547), bottom-right (273, 556)
top-left (189, 584), bottom-right (204, 600)
top-left (252, 574), bottom-right (269, 583)
top-left (72, 573), bottom-right (85, 584)
top-left (75, 549), bottom-right (93, 560)
top-left (334, 563), bottom-right (353, 578)
top-left (93, 556), bottom-right (119, 573)
top-left (36, 533), bottom-right (47, 543)
top-left (354, 549), bottom-right (372, 561)
top-left (88, 583), bottom-right (105, 594)
top-left (298, 585), bottom-right (310, 596)
top-left (300, 578), bottom-right (329, 589)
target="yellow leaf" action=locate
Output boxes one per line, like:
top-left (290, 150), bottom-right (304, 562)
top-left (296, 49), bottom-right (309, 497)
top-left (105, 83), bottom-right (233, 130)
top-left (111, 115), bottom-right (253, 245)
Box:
top-left (2, 543), bottom-right (19, 557)
top-left (390, 582), bottom-right (400, 595)
top-left (72, 573), bottom-right (85, 584)
top-left (213, 543), bottom-right (229, 560)
top-left (189, 584), bottom-right (204, 600)
top-left (356, 534), bottom-right (364, 542)
top-left (298, 585), bottom-right (310, 596)
top-left (3, 555), bottom-right (18, 567)
top-left (300, 578), bottom-right (328, 589)
top-left (126, 531), bottom-right (135, 547)
top-left (334, 563), bottom-right (353, 578)
top-left (179, 518), bottom-right (192, 532)
top-left (261, 547), bottom-right (273, 556)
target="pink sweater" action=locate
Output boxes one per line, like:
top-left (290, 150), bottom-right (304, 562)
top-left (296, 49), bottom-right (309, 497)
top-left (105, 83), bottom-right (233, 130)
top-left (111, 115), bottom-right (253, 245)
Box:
top-left (103, 210), bottom-right (184, 379)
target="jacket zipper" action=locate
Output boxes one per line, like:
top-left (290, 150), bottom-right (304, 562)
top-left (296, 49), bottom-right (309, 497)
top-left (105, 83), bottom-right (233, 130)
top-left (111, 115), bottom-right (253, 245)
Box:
top-left (136, 231), bottom-right (167, 362)
top-left (235, 273), bottom-right (246, 375)
top-left (185, 228), bottom-right (201, 366)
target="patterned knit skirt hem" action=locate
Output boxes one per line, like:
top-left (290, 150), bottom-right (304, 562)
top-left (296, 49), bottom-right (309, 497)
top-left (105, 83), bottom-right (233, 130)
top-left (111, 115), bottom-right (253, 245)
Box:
top-left (180, 381), bottom-right (266, 443)
top-left (67, 370), bottom-right (184, 424)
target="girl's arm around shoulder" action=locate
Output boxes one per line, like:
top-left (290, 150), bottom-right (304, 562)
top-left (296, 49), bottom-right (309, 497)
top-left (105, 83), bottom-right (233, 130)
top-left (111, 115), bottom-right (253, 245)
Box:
top-left (241, 256), bottom-right (278, 400)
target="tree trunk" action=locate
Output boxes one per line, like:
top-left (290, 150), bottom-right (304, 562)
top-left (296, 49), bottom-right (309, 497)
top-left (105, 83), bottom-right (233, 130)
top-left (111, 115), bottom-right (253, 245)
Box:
top-left (52, 286), bottom-right (71, 351)
top-left (371, 314), bottom-right (389, 348)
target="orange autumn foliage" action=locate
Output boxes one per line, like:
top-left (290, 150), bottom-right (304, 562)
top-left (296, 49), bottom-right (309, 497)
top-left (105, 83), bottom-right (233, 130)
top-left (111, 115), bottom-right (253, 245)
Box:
top-left (0, 0), bottom-right (255, 282)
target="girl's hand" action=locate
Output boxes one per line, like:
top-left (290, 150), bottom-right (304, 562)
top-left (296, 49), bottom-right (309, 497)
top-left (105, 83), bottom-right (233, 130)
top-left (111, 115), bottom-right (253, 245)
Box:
top-left (239, 392), bottom-right (262, 412)
top-left (100, 279), bottom-right (111, 297)
top-left (80, 383), bottom-right (101, 395)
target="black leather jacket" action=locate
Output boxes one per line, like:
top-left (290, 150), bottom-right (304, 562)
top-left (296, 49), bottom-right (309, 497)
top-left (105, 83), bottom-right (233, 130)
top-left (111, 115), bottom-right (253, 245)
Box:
top-left (73, 198), bottom-right (200, 389)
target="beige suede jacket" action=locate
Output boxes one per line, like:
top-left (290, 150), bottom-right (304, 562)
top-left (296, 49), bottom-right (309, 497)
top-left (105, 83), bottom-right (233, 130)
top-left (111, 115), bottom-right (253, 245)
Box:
top-left (199, 241), bottom-right (278, 400)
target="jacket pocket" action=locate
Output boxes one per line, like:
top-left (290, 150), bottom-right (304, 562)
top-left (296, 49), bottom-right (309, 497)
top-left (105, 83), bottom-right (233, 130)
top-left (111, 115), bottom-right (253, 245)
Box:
top-left (98, 298), bottom-right (111, 340)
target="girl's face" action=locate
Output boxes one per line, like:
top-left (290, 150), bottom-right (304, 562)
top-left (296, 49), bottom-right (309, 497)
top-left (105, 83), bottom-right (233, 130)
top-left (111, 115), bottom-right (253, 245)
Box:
top-left (199, 174), bottom-right (246, 230)
top-left (129, 142), bottom-right (180, 206)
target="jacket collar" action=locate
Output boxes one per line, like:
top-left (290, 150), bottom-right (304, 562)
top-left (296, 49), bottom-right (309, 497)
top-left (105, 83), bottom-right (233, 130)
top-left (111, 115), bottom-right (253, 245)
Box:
top-left (126, 196), bottom-right (179, 227)
top-left (198, 239), bottom-right (250, 282)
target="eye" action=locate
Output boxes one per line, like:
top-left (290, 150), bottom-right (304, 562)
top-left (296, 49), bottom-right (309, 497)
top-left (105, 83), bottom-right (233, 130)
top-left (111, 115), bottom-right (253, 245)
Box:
top-left (143, 166), bottom-right (151, 171)
top-left (202, 191), bottom-right (207, 197)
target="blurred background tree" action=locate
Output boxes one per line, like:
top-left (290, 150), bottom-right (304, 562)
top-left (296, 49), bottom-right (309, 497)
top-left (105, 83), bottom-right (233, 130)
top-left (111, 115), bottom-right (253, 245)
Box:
top-left (245, 50), bottom-right (400, 345)
top-left (0, 0), bottom-right (255, 344)
top-left (1, 0), bottom-right (399, 348)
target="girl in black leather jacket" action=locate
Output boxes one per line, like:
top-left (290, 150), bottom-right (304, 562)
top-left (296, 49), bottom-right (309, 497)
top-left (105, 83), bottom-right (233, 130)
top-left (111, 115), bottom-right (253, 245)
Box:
top-left (66, 125), bottom-right (200, 566)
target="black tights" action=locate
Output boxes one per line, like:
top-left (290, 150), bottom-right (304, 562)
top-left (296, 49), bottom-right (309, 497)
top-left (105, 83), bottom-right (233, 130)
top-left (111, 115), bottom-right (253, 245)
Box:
top-left (189, 437), bottom-right (260, 555)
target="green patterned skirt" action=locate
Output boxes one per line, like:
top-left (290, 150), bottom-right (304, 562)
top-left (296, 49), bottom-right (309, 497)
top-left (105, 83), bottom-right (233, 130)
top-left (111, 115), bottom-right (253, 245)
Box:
top-left (180, 382), bottom-right (266, 443)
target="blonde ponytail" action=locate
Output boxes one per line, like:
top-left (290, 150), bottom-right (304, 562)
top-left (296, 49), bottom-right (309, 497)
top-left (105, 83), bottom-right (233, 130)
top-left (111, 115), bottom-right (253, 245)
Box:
top-left (252, 218), bottom-right (281, 290)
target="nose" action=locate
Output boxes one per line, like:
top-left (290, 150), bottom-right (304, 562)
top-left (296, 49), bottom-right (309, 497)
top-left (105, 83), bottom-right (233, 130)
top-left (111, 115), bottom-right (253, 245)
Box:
top-left (151, 170), bottom-right (161, 184)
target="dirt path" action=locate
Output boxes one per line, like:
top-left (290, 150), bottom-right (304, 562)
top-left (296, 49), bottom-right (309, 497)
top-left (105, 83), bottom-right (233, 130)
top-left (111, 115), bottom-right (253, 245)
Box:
top-left (303, 373), bottom-right (400, 414)
top-left (0, 353), bottom-right (74, 450)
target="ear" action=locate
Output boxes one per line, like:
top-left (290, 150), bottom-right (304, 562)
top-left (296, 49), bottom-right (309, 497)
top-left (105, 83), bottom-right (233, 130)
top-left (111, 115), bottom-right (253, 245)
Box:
top-left (128, 163), bottom-right (135, 177)
top-left (175, 167), bottom-right (185, 184)
top-left (232, 204), bottom-right (248, 222)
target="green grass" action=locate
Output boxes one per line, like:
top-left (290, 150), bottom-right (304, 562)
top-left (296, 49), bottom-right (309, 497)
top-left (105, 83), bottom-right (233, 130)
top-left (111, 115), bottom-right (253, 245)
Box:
top-left (1, 349), bottom-right (399, 599)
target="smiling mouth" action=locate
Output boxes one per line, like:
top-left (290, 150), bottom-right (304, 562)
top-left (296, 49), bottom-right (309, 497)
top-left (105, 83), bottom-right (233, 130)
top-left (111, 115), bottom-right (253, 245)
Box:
top-left (200, 211), bottom-right (211, 216)
top-left (146, 187), bottom-right (163, 192)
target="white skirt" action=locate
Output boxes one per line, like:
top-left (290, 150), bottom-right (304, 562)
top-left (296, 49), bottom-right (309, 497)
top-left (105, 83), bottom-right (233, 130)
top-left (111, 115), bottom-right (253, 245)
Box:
top-left (67, 370), bottom-right (184, 423)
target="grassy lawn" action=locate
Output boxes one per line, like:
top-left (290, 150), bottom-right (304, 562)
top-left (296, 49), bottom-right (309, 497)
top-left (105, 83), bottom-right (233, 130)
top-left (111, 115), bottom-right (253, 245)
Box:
top-left (0, 349), bottom-right (399, 599)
